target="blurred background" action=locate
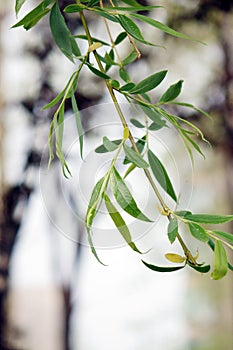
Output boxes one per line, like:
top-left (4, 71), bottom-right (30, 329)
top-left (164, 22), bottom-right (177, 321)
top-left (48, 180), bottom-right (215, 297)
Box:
top-left (0, 0), bottom-right (232, 349)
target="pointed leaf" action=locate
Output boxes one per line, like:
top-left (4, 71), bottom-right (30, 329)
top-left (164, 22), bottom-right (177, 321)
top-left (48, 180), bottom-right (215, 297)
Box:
top-left (142, 260), bottom-right (185, 272)
top-left (187, 262), bottom-right (210, 273)
top-left (167, 218), bottom-right (178, 244)
top-left (211, 240), bottom-right (228, 280)
top-left (95, 139), bottom-right (122, 153)
top-left (12, 0), bottom-right (53, 30)
top-left (124, 135), bottom-right (146, 164)
top-left (122, 50), bottom-right (138, 66)
top-left (131, 13), bottom-right (202, 42)
top-left (86, 64), bottom-right (111, 79)
top-left (129, 70), bottom-right (167, 94)
top-left (159, 80), bottom-right (183, 103)
top-left (185, 214), bottom-right (233, 224)
top-left (85, 177), bottom-right (105, 230)
top-left (119, 82), bottom-right (135, 92)
top-left (104, 194), bottom-right (142, 253)
top-left (103, 136), bottom-right (120, 152)
top-left (123, 144), bottom-right (149, 168)
top-left (130, 118), bottom-right (145, 128)
top-left (115, 32), bottom-right (127, 45)
top-left (118, 14), bottom-right (144, 41)
top-left (212, 230), bottom-right (233, 245)
top-left (50, 3), bottom-right (73, 61)
top-left (15, 0), bottom-right (26, 15)
top-left (87, 227), bottom-right (106, 266)
top-left (71, 93), bottom-right (83, 159)
top-left (148, 149), bottom-right (177, 202)
top-left (110, 167), bottom-right (152, 222)
top-left (165, 253), bottom-right (186, 263)
top-left (188, 223), bottom-right (209, 242)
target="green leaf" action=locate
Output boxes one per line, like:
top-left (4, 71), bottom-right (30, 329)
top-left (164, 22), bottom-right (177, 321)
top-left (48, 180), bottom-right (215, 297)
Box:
top-left (185, 214), bottom-right (233, 224)
top-left (149, 122), bottom-right (167, 131)
top-left (122, 50), bottom-right (138, 66)
top-left (175, 210), bottom-right (192, 217)
top-left (64, 4), bottom-right (87, 12)
top-left (71, 93), bottom-right (83, 159)
top-left (130, 118), bottom-right (145, 128)
top-left (86, 63), bottom-right (111, 79)
top-left (129, 70), bottom-right (167, 94)
top-left (188, 223), bottom-right (209, 242)
top-left (119, 67), bottom-right (131, 82)
top-left (50, 2), bottom-right (73, 61)
top-left (93, 8), bottom-right (119, 23)
top-left (110, 167), bottom-right (152, 222)
top-left (208, 239), bottom-right (233, 272)
top-left (123, 135), bottom-right (146, 164)
top-left (87, 227), bottom-right (106, 266)
top-left (104, 194), bottom-right (142, 253)
top-left (159, 80), bottom-right (183, 103)
top-left (211, 240), bottom-right (228, 280)
top-left (85, 176), bottom-right (105, 230)
top-left (12, 0), bottom-right (53, 30)
top-left (114, 32), bottom-right (127, 45)
top-left (120, 0), bottom-right (141, 6)
top-left (42, 71), bottom-right (78, 110)
top-left (103, 136), bottom-right (120, 152)
top-left (167, 218), bottom-right (178, 244)
top-left (187, 262), bottom-right (210, 273)
top-left (95, 139), bottom-right (122, 153)
top-left (119, 82), bottom-right (135, 92)
top-left (130, 13), bottom-right (202, 42)
top-left (123, 144), bottom-right (149, 168)
top-left (118, 14), bottom-right (144, 41)
top-left (212, 230), bottom-right (233, 245)
top-left (148, 149), bottom-right (177, 202)
top-left (15, 0), bottom-right (26, 15)
top-left (142, 260), bottom-right (185, 272)
top-left (140, 106), bottom-right (166, 125)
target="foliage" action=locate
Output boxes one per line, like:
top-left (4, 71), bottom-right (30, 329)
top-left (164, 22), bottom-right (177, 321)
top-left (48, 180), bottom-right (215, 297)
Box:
top-left (13, 0), bottom-right (233, 279)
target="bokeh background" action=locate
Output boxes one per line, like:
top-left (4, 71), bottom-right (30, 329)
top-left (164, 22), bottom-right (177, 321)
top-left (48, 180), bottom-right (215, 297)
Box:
top-left (0, 1), bottom-right (233, 349)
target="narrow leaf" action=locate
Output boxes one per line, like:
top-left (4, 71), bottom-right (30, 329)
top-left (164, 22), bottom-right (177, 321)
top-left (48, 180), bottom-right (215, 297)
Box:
top-left (212, 230), bottom-right (233, 245)
top-left (50, 3), bottom-right (73, 61)
top-left (64, 4), bottom-right (87, 12)
top-left (86, 64), bottom-right (111, 79)
top-left (167, 218), bottom-right (178, 244)
top-left (211, 240), bottom-right (228, 280)
top-left (142, 260), bottom-right (185, 272)
top-left (71, 93), bottom-right (83, 159)
top-left (148, 149), bottom-right (177, 202)
top-left (159, 80), bottom-right (183, 103)
top-left (87, 228), bottom-right (106, 266)
top-left (129, 70), bottom-right (167, 94)
top-left (12, 0), bottom-right (53, 30)
top-left (104, 194), bottom-right (142, 253)
top-left (185, 214), bottom-right (233, 224)
top-left (15, 0), bottom-right (26, 15)
top-left (130, 118), bottom-right (145, 128)
top-left (165, 253), bottom-right (186, 263)
top-left (123, 144), bottom-right (149, 168)
top-left (115, 32), bottom-right (127, 45)
top-left (103, 136), bottom-right (119, 152)
top-left (119, 82), bottom-right (135, 92)
top-left (187, 262), bottom-right (210, 273)
top-left (130, 13), bottom-right (202, 42)
top-left (123, 136), bottom-right (146, 165)
top-left (188, 223), bottom-right (209, 242)
top-left (95, 139), bottom-right (122, 153)
top-left (118, 14), bottom-right (144, 41)
top-left (85, 176), bottom-right (105, 230)
top-left (110, 167), bottom-right (152, 222)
